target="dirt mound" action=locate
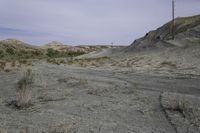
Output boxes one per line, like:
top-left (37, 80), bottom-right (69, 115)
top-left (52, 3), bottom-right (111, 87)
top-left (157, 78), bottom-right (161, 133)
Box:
top-left (42, 41), bottom-right (72, 50)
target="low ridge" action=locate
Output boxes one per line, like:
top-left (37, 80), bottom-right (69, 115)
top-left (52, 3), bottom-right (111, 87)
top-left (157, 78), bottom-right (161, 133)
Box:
top-left (0, 39), bottom-right (39, 50)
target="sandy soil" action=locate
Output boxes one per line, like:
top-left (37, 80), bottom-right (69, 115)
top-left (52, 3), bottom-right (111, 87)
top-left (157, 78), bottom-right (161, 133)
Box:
top-left (0, 60), bottom-right (200, 133)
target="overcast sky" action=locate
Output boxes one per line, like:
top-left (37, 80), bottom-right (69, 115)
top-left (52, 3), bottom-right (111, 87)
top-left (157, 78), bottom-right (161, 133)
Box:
top-left (0, 0), bottom-right (199, 45)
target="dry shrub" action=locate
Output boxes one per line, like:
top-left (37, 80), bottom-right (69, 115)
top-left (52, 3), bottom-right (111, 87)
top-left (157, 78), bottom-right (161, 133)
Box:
top-left (19, 59), bottom-right (28, 64)
top-left (161, 93), bottom-right (190, 115)
top-left (16, 69), bottom-right (33, 108)
top-left (11, 61), bottom-right (16, 67)
top-left (47, 58), bottom-right (67, 65)
top-left (60, 59), bottom-right (66, 64)
top-left (0, 61), bottom-right (6, 70)
top-left (169, 96), bottom-right (189, 114)
top-left (160, 61), bottom-right (177, 68)
top-left (47, 58), bottom-right (61, 65)
top-left (4, 69), bottom-right (11, 73)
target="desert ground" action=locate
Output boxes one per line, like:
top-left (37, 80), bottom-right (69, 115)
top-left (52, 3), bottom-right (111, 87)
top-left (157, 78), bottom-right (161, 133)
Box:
top-left (0, 15), bottom-right (200, 133)
top-left (0, 56), bottom-right (200, 133)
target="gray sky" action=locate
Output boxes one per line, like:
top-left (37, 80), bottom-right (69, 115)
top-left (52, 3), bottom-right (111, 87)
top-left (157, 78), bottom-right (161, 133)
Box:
top-left (0, 0), bottom-right (199, 45)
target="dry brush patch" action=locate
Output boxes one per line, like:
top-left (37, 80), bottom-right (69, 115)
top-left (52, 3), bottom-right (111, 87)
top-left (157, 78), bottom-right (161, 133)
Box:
top-left (46, 57), bottom-right (111, 67)
top-left (160, 92), bottom-right (200, 131)
top-left (0, 60), bottom-right (32, 72)
top-left (7, 69), bottom-right (34, 109)
top-left (47, 58), bottom-right (61, 65)
top-left (66, 57), bottom-right (111, 67)
top-left (16, 69), bottom-right (33, 108)
top-left (161, 93), bottom-right (190, 115)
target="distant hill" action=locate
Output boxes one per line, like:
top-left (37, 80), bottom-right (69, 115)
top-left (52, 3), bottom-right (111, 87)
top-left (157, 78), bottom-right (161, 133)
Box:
top-left (42, 41), bottom-right (116, 53)
top-left (0, 39), bottom-right (39, 50)
top-left (0, 39), bottom-right (115, 54)
top-left (42, 41), bottom-right (72, 50)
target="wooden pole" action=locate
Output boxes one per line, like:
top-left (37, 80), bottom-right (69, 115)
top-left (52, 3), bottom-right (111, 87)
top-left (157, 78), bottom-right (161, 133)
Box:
top-left (172, 0), bottom-right (175, 40)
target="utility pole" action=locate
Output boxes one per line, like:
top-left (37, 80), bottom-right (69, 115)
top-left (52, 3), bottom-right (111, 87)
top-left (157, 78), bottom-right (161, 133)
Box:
top-left (171, 0), bottom-right (175, 40)
top-left (111, 42), bottom-right (114, 47)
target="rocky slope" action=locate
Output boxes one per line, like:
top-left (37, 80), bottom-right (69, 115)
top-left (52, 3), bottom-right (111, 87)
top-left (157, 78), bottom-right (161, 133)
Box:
top-left (78, 15), bottom-right (200, 59)
top-left (124, 15), bottom-right (200, 51)
top-left (78, 15), bottom-right (200, 75)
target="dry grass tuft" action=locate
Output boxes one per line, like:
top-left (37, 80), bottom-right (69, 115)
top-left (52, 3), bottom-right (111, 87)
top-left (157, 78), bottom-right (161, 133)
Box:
top-left (0, 61), bottom-right (6, 71)
top-left (168, 96), bottom-right (189, 114)
top-left (161, 93), bottom-right (190, 116)
top-left (16, 69), bottom-right (34, 108)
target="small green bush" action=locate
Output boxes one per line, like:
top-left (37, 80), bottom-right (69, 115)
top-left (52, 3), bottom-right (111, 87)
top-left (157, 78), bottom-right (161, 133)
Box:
top-left (46, 48), bottom-right (85, 58)
top-left (0, 50), bottom-right (5, 58)
top-left (6, 48), bottom-right (15, 55)
top-left (65, 50), bottom-right (85, 57)
top-left (46, 48), bottom-right (60, 57)
top-left (1, 47), bottom-right (85, 61)
top-left (31, 50), bottom-right (44, 57)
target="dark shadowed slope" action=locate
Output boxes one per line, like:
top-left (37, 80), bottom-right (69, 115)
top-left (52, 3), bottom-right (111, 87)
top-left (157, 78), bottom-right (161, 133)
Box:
top-left (124, 15), bottom-right (200, 52)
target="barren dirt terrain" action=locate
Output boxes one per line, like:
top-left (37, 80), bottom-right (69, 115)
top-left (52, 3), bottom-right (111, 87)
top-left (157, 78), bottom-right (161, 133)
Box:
top-left (0, 15), bottom-right (200, 133)
top-left (0, 59), bottom-right (200, 133)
